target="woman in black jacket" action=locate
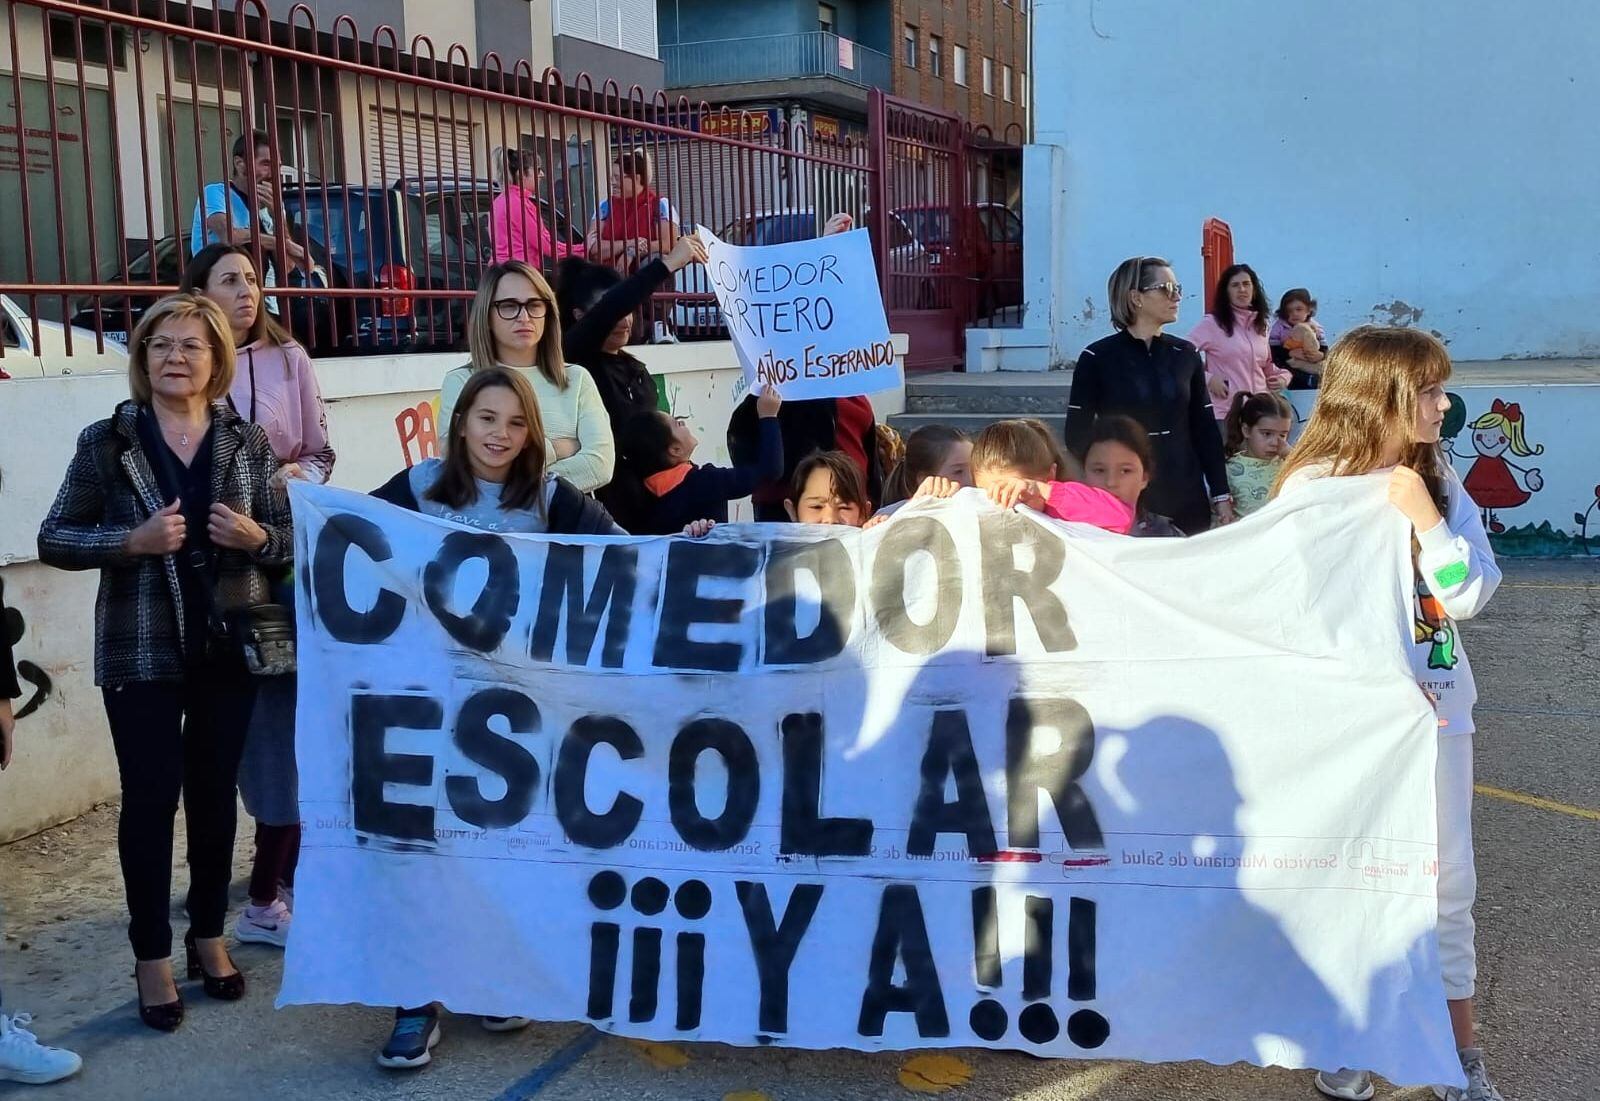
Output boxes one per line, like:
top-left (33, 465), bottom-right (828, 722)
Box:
top-left (557, 233), bottom-right (709, 435)
top-left (37, 294), bottom-right (292, 1032)
top-left (1062, 256), bottom-right (1233, 534)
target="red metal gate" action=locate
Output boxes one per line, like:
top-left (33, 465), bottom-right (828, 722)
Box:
top-left (867, 89), bottom-right (968, 373)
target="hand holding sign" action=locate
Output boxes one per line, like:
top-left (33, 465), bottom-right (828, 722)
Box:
top-left (700, 223), bottom-right (899, 402)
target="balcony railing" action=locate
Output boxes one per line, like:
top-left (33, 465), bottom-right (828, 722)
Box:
top-left (662, 31), bottom-right (891, 92)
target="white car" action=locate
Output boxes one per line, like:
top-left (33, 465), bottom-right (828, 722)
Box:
top-left (0, 295), bottom-right (129, 379)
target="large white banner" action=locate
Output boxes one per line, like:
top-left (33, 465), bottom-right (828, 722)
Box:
top-left (282, 480), bottom-right (1460, 1087)
top-left (700, 225), bottom-right (900, 400)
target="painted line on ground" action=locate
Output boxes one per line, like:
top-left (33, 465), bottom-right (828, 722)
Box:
top-left (1476, 705), bottom-right (1600, 719)
top-left (1475, 784), bottom-right (1600, 823)
top-left (490, 1027), bottom-right (604, 1100)
top-left (1497, 581), bottom-right (1599, 591)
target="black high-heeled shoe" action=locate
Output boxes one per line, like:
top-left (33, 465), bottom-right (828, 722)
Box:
top-left (184, 931), bottom-right (246, 1001)
top-left (134, 968), bottom-right (185, 1032)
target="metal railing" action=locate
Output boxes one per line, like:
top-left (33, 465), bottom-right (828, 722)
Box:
top-left (0, 0), bottom-right (874, 359)
top-left (661, 31), bottom-right (891, 92)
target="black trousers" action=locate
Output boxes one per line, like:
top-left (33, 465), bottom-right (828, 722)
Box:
top-left (102, 666), bottom-right (255, 961)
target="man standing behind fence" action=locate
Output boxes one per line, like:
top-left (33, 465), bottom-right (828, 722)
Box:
top-left (190, 131), bottom-right (308, 314)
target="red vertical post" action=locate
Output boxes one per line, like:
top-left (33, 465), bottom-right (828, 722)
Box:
top-left (1201, 217), bottom-right (1233, 314)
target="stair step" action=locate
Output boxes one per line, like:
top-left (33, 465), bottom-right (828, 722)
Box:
top-left (903, 371), bottom-right (1073, 415)
top-left (888, 411), bottom-right (1062, 436)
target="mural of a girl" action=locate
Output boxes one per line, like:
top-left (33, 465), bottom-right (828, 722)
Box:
top-left (1461, 399), bottom-right (1545, 532)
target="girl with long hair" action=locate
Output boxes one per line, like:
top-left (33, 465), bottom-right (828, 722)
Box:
top-left (439, 261), bottom-right (615, 493)
top-left (182, 244), bottom-right (335, 948)
top-left (1274, 327), bottom-right (1505, 1101)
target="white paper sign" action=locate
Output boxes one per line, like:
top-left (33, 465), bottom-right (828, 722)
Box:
top-left (700, 225), bottom-right (900, 401)
top-left (281, 480), bottom-right (1461, 1089)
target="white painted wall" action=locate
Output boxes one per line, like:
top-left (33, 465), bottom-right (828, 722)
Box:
top-left (1032, 0), bottom-right (1600, 362)
top-left (0, 340), bottom-right (904, 840)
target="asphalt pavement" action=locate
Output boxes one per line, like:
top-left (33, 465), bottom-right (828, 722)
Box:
top-left (1, 559), bottom-right (1594, 1101)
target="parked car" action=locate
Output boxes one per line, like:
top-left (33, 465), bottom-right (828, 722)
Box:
top-left (68, 232), bottom-right (350, 357)
top-left (281, 177), bottom-right (586, 352)
top-left (2, 294), bottom-right (129, 378)
top-left (893, 201), bottom-right (1023, 315)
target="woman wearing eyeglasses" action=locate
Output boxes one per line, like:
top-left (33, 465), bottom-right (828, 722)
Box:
top-left (37, 294), bottom-right (292, 1031)
top-left (1063, 256), bottom-right (1234, 533)
top-left (439, 261), bottom-right (615, 493)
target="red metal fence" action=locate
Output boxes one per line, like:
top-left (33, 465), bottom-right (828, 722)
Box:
top-left (0, 0), bottom-right (1019, 369)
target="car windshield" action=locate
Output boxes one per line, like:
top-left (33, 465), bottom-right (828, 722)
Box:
top-left (752, 214), bottom-right (817, 245)
top-left (284, 190), bottom-right (403, 275)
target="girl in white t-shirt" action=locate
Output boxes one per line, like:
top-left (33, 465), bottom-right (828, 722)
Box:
top-left (1274, 326), bottom-right (1504, 1101)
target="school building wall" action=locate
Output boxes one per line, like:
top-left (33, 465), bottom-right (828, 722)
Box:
top-left (1029, 0), bottom-right (1600, 363)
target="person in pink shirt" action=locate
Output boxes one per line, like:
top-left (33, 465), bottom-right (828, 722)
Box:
top-left (490, 146), bottom-right (574, 269)
top-left (1188, 263), bottom-right (1290, 420)
top-left (971, 420), bottom-right (1133, 533)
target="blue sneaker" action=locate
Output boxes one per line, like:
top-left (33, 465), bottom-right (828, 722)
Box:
top-left (377, 1010), bottom-right (440, 1069)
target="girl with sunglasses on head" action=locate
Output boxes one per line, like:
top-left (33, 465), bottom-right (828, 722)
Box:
top-left (440, 262), bottom-right (615, 494)
top-left (1063, 256), bottom-right (1233, 533)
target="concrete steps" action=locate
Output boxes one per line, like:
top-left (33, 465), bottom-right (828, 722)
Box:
top-left (888, 370), bottom-right (1073, 436)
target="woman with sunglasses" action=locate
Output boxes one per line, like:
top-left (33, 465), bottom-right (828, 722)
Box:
top-left (439, 261), bottom-right (615, 493)
top-left (1063, 256), bottom-right (1233, 533)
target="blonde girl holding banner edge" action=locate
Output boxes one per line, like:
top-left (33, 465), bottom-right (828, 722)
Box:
top-left (1273, 327), bottom-right (1504, 1101)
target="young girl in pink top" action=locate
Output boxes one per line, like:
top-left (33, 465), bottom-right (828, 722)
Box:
top-left (1189, 263), bottom-right (1291, 419)
top-left (970, 420), bottom-right (1133, 533)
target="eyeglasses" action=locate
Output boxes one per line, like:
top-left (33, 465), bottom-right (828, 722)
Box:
top-left (1138, 281), bottom-right (1183, 299)
top-left (492, 298), bottom-right (549, 321)
top-left (143, 337), bottom-right (212, 359)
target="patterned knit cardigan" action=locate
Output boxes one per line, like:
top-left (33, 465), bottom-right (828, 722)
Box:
top-left (37, 399), bottom-right (293, 686)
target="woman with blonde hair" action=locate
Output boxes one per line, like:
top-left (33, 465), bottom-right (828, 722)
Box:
top-left (38, 294), bottom-right (292, 1032)
top-left (1063, 256), bottom-right (1233, 533)
top-left (1275, 327), bottom-right (1505, 1101)
top-left (439, 261), bottom-right (615, 493)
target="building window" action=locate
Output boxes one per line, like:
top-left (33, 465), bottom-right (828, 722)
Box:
top-left (819, 3), bottom-right (836, 34)
top-left (1020, 71), bottom-right (1028, 105)
top-left (953, 44), bottom-right (968, 86)
top-left (929, 35), bottom-right (943, 77)
top-left (48, 14), bottom-right (128, 70)
top-left (903, 25), bottom-right (918, 68)
top-left (982, 56), bottom-right (994, 96)
top-left (1003, 64), bottom-right (1013, 101)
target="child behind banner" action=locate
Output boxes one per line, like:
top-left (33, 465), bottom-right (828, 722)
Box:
top-left (1223, 392), bottom-right (1292, 518)
top-left (966, 420), bottom-right (1132, 533)
top-left (784, 450), bottom-right (871, 526)
top-left (1081, 416), bottom-right (1184, 537)
top-left (609, 385), bottom-right (784, 534)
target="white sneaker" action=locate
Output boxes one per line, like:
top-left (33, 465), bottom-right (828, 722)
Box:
top-left (480, 1015), bottom-right (531, 1033)
top-left (235, 899), bottom-right (293, 948)
top-left (0, 1013), bottom-right (83, 1085)
top-left (1315, 1068), bottom-right (1375, 1100)
top-left (1432, 1047), bottom-right (1506, 1101)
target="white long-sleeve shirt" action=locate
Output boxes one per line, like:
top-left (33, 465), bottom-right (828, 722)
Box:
top-left (1282, 462), bottom-right (1500, 736)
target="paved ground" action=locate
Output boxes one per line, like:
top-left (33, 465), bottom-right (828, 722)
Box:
top-left (1, 559), bottom-right (1595, 1100)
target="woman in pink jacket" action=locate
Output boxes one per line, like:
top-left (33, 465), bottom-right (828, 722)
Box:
top-left (183, 244), bottom-right (336, 953)
top-left (1188, 263), bottom-right (1290, 420)
top-left (490, 146), bottom-right (574, 269)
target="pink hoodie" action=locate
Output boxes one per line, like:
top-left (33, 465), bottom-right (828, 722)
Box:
top-left (1042, 481), bottom-right (1135, 534)
top-left (491, 185), bottom-right (573, 267)
top-left (1188, 307), bottom-right (1291, 418)
top-left (228, 339), bottom-right (336, 483)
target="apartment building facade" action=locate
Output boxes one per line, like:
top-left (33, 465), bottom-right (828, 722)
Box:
top-left (892, 0), bottom-right (1029, 134)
